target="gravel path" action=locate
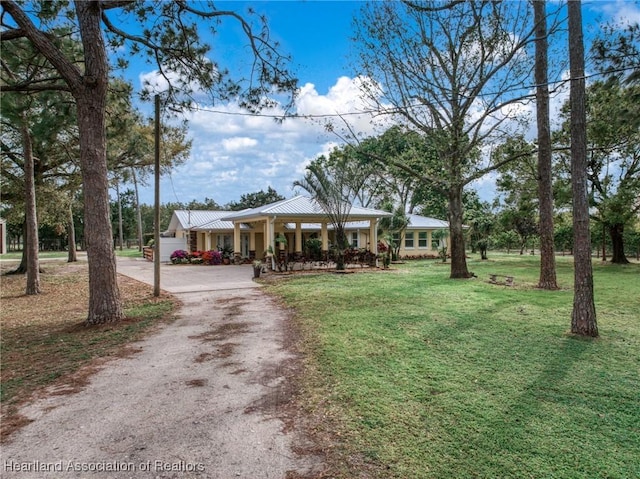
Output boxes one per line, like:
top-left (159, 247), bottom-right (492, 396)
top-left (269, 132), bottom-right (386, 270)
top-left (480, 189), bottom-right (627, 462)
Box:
top-left (1, 260), bottom-right (320, 479)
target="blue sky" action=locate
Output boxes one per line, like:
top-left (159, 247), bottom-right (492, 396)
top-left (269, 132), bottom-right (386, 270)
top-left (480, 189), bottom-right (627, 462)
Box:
top-left (121, 0), bottom-right (640, 208)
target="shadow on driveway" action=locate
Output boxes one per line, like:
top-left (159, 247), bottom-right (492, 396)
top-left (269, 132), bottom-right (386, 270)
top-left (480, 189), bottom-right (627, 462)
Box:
top-left (116, 257), bottom-right (260, 293)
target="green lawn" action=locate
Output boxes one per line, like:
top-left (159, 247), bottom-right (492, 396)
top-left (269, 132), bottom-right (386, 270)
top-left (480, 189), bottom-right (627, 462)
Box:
top-left (114, 247), bottom-right (145, 258)
top-left (0, 251), bottom-right (69, 260)
top-left (265, 254), bottom-right (640, 479)
top-left (0, 248), bottom-right (143, 260)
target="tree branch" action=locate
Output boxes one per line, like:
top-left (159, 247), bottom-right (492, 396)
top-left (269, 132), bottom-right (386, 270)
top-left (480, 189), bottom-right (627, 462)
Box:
top-left (1, 83), bottom-right (71, 93)
top-left (402, 0), bottom-right (466, 12)
top-left (99, 0), bottom-right (135, 10)
top-left (1, 1), bottom-right (83, 90)
top-left (0, 27), bottom-right (26, 41)
top-left (463, 146), bottom-right (537, 187)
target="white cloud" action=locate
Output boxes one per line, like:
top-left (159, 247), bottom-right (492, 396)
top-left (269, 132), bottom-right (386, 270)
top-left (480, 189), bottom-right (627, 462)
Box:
top-left (138, 73), bottom-right (541, 206)
top-left (134, 75), bottom-right (393, 206)
top-left (138, 58), bottom-right (215, 98)
top-left (221, 137), bottom-right (258, 152)
top-left (599, 0), bottom-right (640, 26)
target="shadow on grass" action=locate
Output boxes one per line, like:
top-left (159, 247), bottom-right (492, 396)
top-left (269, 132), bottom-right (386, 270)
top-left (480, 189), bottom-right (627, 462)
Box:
top-left (426, 334), bottom-right (633, 478)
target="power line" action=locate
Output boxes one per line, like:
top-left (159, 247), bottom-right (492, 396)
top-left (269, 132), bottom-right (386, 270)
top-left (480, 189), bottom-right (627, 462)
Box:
top-left (185, 65), bottom-right (637, 119)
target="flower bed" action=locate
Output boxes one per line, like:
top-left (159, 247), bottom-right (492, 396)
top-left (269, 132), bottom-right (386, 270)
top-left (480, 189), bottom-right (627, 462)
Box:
top-left (170, 249), bottom-right (222, 265)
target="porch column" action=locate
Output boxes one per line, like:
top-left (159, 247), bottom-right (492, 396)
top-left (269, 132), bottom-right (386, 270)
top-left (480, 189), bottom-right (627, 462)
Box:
top-left (321, 222), bottom-right (329, 256)
top-left (233, 222), bottom-right (241, 262)
top-left (370, 219), bottom-right (377, 253)
top-left (265, 217), bottom-right (276, 269)
top-left (295, 222), bottom-right (302, 254)
top-left (264, 218), bottom-right (271, 254)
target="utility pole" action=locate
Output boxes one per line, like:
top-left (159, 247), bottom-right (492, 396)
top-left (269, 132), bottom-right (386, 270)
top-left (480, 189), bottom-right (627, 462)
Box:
top-left (154, 94), bottom-right (161, 297)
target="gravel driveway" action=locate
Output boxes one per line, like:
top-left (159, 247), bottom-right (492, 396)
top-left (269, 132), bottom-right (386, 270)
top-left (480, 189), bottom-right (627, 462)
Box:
top-left (1, 258), bottom-right (320, 479)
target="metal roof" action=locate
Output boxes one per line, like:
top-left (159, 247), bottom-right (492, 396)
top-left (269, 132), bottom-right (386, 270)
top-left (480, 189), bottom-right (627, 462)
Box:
top-left (193, 219), bottom-right (250, 231)
top-left (166, 204), bottom-right (448, 233)
top-left (406, 214), bottom-right (449, 229)
top-left (168, 210), bottom-right (232, 232)
top-left (222, 195), bottom-right (392, 221)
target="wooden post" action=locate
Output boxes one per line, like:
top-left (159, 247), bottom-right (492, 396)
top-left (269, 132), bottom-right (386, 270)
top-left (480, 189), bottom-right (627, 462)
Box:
top-left (153, 94), bottom-right (160, 297)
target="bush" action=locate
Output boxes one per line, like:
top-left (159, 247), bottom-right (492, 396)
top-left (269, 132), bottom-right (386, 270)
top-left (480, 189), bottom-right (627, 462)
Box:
top-left (170, 249), bottom-right (227, 265)
top-left (170, 249), bottom-right (189, 264)
top-left (202, 250), bottom-right (222, 265)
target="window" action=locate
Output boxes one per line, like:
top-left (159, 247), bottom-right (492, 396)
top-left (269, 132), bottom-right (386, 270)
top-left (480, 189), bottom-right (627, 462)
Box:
top-left (217, 234), bottom-right (232, 250)
top-left (405, 231), bottom-right (415, 249)
top-left (351, 232), bottom-right (359, 248)
top-left (418, 232), bottom-right (428, 248)
top-left (392, 233), bottom-right (401, 248)
top-left (431, 238), bottom-right (440, 250)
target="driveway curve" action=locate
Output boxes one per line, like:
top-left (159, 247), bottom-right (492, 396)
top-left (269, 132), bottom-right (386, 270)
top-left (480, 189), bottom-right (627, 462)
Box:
top-left (1, 257), bottom-right (320, 479)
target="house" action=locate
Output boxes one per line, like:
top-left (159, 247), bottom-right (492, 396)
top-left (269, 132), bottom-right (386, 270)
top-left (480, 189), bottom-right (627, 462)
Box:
top-left (165, 209), bottom-right (246, 255)
top-left (392, 214), bottom-right (450, 259)
top-left (164, 196), bottom-right (393, 261)
top-left (163, 196), bottom-right (450, 262)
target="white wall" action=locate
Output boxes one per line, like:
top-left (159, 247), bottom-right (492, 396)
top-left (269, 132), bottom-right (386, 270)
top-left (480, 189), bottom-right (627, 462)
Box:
top-left (159, 237), bottom-right (187, 263)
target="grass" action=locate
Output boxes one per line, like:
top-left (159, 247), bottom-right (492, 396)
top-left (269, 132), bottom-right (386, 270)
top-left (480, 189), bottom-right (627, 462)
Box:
top-left (0, 251), bottom-right (70, 260)
top-left (265, 254), bottom-right (640, 479)
top-left (114, 247), bottom-right (146, 258)
top-left (0, 260), bottom-right (178, 439)
top-left (0, 248), bottom-right (144, 260)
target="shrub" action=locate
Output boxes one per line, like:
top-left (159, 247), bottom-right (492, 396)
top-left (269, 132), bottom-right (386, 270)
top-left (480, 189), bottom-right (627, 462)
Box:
top-left (202, 250), bottom-right (222, 265)
top-left (170, 249), bottom-right (189, 264)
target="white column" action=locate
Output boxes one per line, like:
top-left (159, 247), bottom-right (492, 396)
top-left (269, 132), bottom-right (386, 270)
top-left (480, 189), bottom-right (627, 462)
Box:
top-left (370, 219), bottom-right (377, 253)
top-left (295, 222), bottom-right (302, 254)
top-left (321, 222), bottom-right (329, 252)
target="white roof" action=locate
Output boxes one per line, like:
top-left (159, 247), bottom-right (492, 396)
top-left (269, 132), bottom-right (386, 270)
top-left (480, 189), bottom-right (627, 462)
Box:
top-left (406, 213), bottom-right (449, 229)
top-left (166, 204), bottom-right (447, 233)
top-left (167, 210), bottom-right (242, 232)
top-left (222, 195), bottom-right (392, 221)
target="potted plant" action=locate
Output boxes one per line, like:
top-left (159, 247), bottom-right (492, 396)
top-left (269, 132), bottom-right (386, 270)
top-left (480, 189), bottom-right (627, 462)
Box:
top-left (252, 260), bottom-right (263, 278)
top-left (218, 245), bottom-right (233, 265)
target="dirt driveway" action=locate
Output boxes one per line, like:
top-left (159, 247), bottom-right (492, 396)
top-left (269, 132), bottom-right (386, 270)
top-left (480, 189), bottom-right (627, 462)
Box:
top-left (1, 258), bottom-right (320, 478)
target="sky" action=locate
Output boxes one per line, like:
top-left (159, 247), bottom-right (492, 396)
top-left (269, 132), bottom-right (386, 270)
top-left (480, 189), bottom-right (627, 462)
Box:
top-left (119, 0), bottom-right (640, 208)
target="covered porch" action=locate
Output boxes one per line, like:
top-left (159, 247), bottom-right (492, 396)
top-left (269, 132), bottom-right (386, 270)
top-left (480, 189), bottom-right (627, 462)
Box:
top-left (222, 196), bottom-right (392, 265)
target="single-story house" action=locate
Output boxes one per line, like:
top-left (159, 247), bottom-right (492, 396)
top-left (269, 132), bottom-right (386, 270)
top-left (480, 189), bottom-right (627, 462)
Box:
top-left (393, 213), bottom-right (450, 258)
top-left (164, 195), bottom-right (392, 260)
top-left (163, 196), bottom-right (450, 261)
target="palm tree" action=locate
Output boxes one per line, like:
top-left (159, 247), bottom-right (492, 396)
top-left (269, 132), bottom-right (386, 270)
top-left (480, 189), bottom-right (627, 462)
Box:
top-left (294, 159), bottom-right (356, 270)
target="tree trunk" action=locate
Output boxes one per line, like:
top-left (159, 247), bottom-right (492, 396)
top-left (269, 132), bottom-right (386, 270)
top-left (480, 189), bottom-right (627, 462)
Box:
top-left (448, 185), bottom-right (470, 278)
top-left (534, 0), bottom-right (558, 290)
top-left (21, 118), bottom-right (41, 295)
top-left (609, 223), bottom-right (629, 264)
top-left (568, 0), bottom-right (597, 337)
top-left (67, 203), bottom-right (77, 262)
top-left (132, 167), bottom-right (144, 252)
top-left (75, 1), bottom-right (124, 324)
top-left (601, 223), bottom-right (607, 261)
top-left (335, 226), bottom-right (346, 270)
